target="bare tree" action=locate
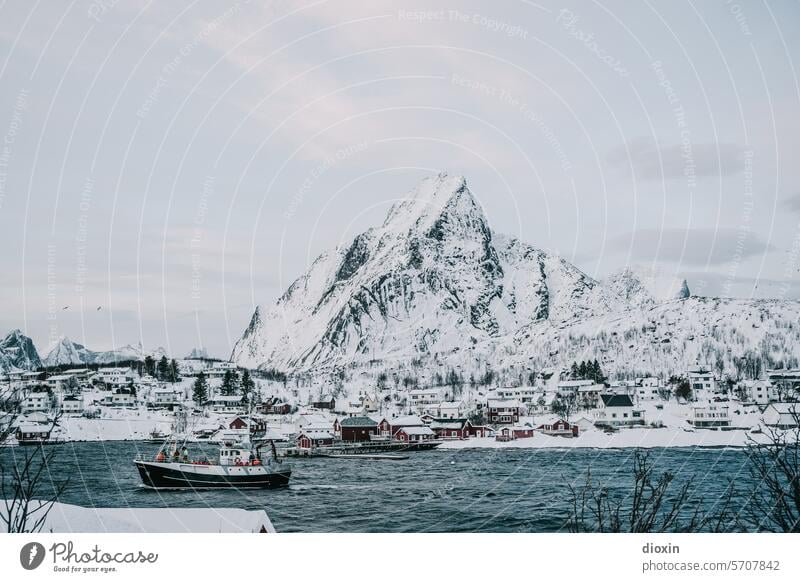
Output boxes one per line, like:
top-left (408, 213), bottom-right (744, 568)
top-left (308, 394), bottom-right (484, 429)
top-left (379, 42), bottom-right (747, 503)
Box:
top-left (744, 406), bottom-right (800, 532)
top-left (566, 450), bottom-right (738, 532)
top-left (0, 400), bottom-right (68, 533)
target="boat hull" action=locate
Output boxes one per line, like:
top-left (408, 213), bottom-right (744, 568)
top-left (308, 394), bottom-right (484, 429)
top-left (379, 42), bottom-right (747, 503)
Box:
top-left (135, 460), bottom-right (291, 489)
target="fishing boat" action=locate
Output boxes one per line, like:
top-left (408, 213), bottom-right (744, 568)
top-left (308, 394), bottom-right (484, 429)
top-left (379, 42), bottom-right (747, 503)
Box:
top-left (135, 437), bottom-right (291, 489)
top-left (145, 428), bottom-right (171, 443)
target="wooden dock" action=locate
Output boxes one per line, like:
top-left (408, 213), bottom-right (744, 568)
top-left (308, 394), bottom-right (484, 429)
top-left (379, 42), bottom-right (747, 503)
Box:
top-left (283, 440), bottom-right (441, 458)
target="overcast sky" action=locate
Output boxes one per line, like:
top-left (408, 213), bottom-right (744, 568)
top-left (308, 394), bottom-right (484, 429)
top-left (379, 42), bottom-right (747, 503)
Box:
top-left (1, 0), bottom-right (799, 358)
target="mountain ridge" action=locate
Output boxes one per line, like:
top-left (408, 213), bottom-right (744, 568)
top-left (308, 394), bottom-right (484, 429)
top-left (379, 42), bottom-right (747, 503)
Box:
top-left (232, 173), bottom-right (776, 378)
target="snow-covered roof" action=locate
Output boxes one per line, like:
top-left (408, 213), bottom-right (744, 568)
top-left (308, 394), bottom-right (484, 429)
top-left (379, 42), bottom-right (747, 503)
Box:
top-left (397, 426), bottom-right (434, 436)
top-left (16, 423), bottom-right (50, 433)
top-left (389, 414), bottom-right (423, 427)
top-left (298, 431), bottom-right (333, 440)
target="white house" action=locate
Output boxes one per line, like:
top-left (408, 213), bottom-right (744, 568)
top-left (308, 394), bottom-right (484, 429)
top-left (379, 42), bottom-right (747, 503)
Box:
top-left (205, 395), bottom-right (244, 413)
top-left (762, 403), bottom-right (800, 429)
top-left (765, 370), bottom-right (800, 401)
top-left (635, 385), bottom-right (661, 401)
top-left (21, 391), bottom-right (51, 414)
top-left (151, 386), bottom-right (184, 408)
top-left (408, 388), bottom-right (442, 410)
top-left (206, 361), bottom-right (238, 378)
top-left (97, 367), bottom-right (135, 387)
top-left (426, 401), bottom-right (466, 419)
top-left (688, 367), bottom-right (717, 399)
top-left (594, 394), bottom-right (645, 427)
top-left (742, 380), bottom-right (776, 405)
top-left (61, 395), bottom-right (84, 414)
top-left (689, 404), bottom-right (730, 428)
top-left (109, 388), bottom-right (135, 408)
top-left (556, 379), bottom-right (594, 398)
top-left (495, 386), bottom-right (537, 403)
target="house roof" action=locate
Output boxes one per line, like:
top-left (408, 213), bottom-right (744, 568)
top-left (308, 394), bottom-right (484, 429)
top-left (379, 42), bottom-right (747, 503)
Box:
top-left (297, 431), bottom-right (333, 440)
top-left (601, 394), bottom-right (634, 407)
top-left (389, 414), bottom-right (424, 427)
top-left (397, 426), bottom-right (434, 436)
top-left (340, 416), bottom-right (377, 427)
top-left (430, 418), bottom-right (469, 429)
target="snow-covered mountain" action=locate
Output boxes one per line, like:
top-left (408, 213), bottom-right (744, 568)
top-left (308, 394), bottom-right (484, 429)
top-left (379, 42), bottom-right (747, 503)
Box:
top-left (43, 336), bottom-right (168, 367)
top-left (232, 173), bottom-right (617, 372)
top-left (232, 173), bottom-right (800, 379)
top-left (0, 329), bottom-right (42, 372)
top-left (605, 266), bottom-right (690, 308)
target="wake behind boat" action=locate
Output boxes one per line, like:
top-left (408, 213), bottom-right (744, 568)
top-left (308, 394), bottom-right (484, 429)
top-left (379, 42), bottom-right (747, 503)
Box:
top-left (135, 438), bottom-right (291, 489)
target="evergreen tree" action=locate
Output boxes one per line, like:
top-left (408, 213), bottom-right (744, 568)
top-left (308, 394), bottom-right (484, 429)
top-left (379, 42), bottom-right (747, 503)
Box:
top-left (221, 369), bottom-right (240, 396)
top-left (169, 359), bottom-right (180, 383)
top-left (192, 372), bottom-right (208, 405)
top-left (594, 359), bottom-right (607, 384)
top-left (144, 355), bottom-right (156, 377)
top-left (241, 369), bottom-right (256, 404)
top-left (157, 356), bottom-right (170, 381)
top-left (578, 361), bottom-right (588, 379)
top-left (570, 362), bottom-right (580, 379)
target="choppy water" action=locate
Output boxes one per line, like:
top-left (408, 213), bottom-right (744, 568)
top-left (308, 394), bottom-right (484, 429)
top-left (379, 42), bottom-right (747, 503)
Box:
top-left (0, 442), bottom-right (754, 532)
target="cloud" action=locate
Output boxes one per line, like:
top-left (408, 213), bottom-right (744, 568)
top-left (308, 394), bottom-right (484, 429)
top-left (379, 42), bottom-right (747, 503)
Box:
top-left (606, 137), bottom-right (747, 181)
top-left (611, 227), bottom-right (773, 265)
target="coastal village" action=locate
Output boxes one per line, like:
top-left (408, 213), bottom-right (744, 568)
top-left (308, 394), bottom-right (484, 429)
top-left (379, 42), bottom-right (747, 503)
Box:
top-left (2, 351), bottom-right (799, 451)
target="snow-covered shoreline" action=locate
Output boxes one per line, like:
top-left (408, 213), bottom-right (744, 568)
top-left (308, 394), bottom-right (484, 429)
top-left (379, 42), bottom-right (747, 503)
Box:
top-left (438, 427), bottom-right (771, 450)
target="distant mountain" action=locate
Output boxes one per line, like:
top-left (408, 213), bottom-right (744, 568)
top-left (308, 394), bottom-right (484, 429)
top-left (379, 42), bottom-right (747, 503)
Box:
top-left (605, 266), bottom-right (690, 308)
top-left (187, 347), bottom-right (209, 359)
top-left (231, 173), bottom-right (800, 379)
top-left (0, 329), bottom-right (42, 372)
top-left (43, 336), bottom-right (168, 367)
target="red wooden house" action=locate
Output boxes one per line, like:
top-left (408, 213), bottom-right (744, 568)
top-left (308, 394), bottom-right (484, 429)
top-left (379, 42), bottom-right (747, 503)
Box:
top-left (394, 426), bottom-right (435, 442)
top-left (339, 416), bottom-right (378, 442)
top-left (229, 416), bottom-right (248, 430)
top-left (256, 397), bottom-right (291, 415)
top-left (487, 399), bottom-right (523, 425)
top-left (296, 432), bottom-right (334, 449)
top-left (536, 418), bottom-right (579, 437)
top-left (430, 418), bottom-right (473, 439)
top-left (495, 424), bottom-right (535, 442)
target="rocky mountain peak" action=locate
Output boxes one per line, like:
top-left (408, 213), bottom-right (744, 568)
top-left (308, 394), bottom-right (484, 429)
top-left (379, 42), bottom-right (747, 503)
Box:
top-left (0, 329), bottom-right (42, 371)
top-left (381, 173), bottom-right (481, 236)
